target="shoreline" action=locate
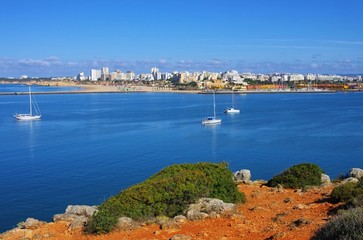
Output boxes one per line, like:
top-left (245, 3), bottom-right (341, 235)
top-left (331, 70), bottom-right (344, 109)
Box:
top-left (0, 82), bottom-right (351, 95)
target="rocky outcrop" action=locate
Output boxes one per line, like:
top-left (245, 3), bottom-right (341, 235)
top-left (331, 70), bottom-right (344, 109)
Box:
top-left (68, 216), bottom-right (89, 231)
top-left (234, 169), bottom-right (251, 183)
top-left (64, 205), bottom-right (97, 217)
top-left (173, 215), bottom-right (187, 223)
top-left (186, 198), bottom-right (236, 221)
top-left (186, 210), bottom-right (209, 221)
top-left (349, 168), bottom-right (363, 180)
top-left (341, 177), bottom-right (359, 184)
top-left (21, 218), bottom-right (46, 230)
top-left (321, 173), bottom-right (331, 184)
top-left (53, 205), bottom-right (97, 230)
top-left (115, 217), bottom-right (139, 231)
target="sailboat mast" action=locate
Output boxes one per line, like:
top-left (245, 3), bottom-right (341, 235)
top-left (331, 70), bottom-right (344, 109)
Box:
top-left (29, 86), bottom-right (32, 116)
top-left (232, 92), bottom-right (234, 108)
top-left (213, 91), bottom-right (216, 118)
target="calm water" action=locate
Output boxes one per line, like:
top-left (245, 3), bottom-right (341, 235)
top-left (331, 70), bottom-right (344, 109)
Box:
top-left (1, 87), bottom-right (363, 231)
top-left (0, 84), bottom-right (81, 93)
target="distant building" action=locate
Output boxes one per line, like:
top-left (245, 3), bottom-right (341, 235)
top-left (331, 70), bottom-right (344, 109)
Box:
top-left (139, 73), bottom-right (154, 81)
top-left (306, 74), bottom-right (317, 81)
top-left (222, 70), bottom-right (243, 83)
top-left (289, 74), bottom-right (304, 81)
top-left (161, 72), bottom-right (172, 80)
top-left (110, 70), bottom-right (125, 81)
top-left (241, 73), bottom-right (257, 80)
top-left (125, 71), bottom-right (136, 81)
top-left (101, 67), bottom-right (110, 81)
top-left (90, 69), bottom-right (101, 81)
top-left (151, 67), bottom-right (161, 80)
top-left (20, 75), bottom-right (28, 79)
top-left (76, 72), bottom-right (86, 81)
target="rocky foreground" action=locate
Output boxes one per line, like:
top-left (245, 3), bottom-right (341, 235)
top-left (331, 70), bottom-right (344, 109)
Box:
top-left (0, 181), bottom-right (342, 240)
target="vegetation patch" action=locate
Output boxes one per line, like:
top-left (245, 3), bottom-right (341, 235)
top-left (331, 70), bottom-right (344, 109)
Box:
top-left (86, 162), bottom-right (245, 234)
top-left (266, 163), bottom-right (323, 189)
top-left (331, 178), bottom-right (363, 206)
top-left (312, 208), bottom-right (363, 240)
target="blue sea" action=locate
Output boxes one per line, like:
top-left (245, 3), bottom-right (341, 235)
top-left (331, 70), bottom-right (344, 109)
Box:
top-left (1, 85), bottom-right (363, 232)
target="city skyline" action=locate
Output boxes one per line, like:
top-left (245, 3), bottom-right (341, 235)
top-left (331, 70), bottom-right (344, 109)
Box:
top-left (0, 0), bottom-right (362, 77)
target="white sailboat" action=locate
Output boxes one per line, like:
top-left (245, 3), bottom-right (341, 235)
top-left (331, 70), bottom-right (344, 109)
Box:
top-left (224, 91), bottom-right (240, 113)
top-left (202, 91), bottom-right (222, 125)
top-left (14, 86), bottom-right (41, 120)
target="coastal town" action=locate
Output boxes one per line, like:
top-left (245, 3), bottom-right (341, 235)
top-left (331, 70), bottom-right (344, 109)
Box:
top-left (2, 67), bottom-right (363, 93)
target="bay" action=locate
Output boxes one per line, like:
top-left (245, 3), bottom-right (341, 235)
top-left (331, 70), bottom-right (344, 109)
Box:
top-left (0, 84), bottom-right (81, 93)
top-left (1, 88), bottom-right (363, 231)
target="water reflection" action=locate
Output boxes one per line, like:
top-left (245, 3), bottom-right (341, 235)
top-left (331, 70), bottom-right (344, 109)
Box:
top-left (203, 123), bottom-right (220, 162)
top-left (15, 120), bottom-right (41, 160)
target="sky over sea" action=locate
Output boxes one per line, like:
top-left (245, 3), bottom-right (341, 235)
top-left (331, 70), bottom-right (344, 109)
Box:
top-left (0, 0), bottom-right (362, 77)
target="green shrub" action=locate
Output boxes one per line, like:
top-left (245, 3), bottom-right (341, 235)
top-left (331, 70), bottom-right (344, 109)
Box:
top-left (331, 182), bottom-right (359, 203)
top-left (312, 208), bottom-right (363, 240)
top-left (331, 178), bottom-right (363, 205)
top-left (266, 163), bottom-right (323, 189)
top-left (86, 162), bottom-right (245, 234)
top-left (85, 209), bottom-right (118, 234)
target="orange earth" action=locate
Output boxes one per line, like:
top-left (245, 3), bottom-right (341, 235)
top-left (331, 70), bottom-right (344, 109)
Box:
top-left (1, 182), bottom-right (341, 240)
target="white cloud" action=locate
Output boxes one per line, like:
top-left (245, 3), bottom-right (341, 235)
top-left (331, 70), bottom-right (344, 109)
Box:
top-left (1, 56), bottom-right (363, 77)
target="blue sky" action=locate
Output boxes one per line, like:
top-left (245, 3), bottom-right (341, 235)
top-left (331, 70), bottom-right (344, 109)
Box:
top-left (0, 0), bottom-right (362, 77)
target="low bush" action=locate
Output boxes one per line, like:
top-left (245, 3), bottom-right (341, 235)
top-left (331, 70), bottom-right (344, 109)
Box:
top-left (331, 182), bottom-right (359, 203)
top-left (266, 163), bottom-right (323, 189)
top-left (85, 209), bottom-right (118, 234)
top-left (86, 162), bottom-right (245, 234)
top-left (312, 208), bottom-right (363, 240)
top-left (331, 178), bottom-right (363, 205)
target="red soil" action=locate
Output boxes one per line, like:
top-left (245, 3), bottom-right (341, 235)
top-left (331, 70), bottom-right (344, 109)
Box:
top-left (1, 182), bottom-right (340, 240)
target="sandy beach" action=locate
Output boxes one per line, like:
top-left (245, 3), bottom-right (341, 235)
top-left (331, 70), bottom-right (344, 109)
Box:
top-left (0, 81), bottom-right (340, 95)
top-left (77, 84), bottom-right (198, 94)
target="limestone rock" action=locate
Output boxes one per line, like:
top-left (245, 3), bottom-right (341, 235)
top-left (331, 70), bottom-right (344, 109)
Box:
top-left (22, 218), bottom-right (46, 230)
top-left (194, 198), bottom-right (236, 214)
top-left (186, 198), bottom-right (236, 220)
top-left (115, 217), bottom-right (139, 231)
top-left (160, 220), bottom-right (180, 230)
top-left (65, 205), bottom-right (97, 217)
top-left (186, 210), bottom-right (209, 221)
top-left (173, 215), bottom-right (187, 223)
top-left (321, 173), bottom-right (331, 184)
top-left (341, 177), bottom-right (359, 184)
top-left (53, 213), bottom-right (77, 223)
top-left (349, 168), bottom-right (363, 179)
top-left (68, 216), bottom-right (88, 231)
top-left (234, 169), bottom-right (251, 183)
top-left (170, 234), bottom-right (192, 240)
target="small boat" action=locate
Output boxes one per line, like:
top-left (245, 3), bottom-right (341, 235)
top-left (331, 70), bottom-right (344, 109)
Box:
top-left (224, 107), bottom-right (240, 113)
top-left (224, 91), bottom-right (240, 113)
top-left (14, 86), bottom-right (41, 120)
top-left (202, 91), bottom-right (221, 125)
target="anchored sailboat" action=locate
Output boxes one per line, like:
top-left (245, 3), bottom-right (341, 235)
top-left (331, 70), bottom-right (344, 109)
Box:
top-left (202, 91), bottom-right (221, 125)
top-left (14, 86), bottom-right (41, 120)
top-left (224, 91), bottom-right (240, 113)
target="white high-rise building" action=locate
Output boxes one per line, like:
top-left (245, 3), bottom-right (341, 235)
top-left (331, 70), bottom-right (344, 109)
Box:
top-left (101, 67), bottom-right (110, 81)
top-left (102, 67), bottom-right (109, 75)
top-left (90, 69), bottom-right (101, 81)
top-left (151, 67), bottom-right (160, 80)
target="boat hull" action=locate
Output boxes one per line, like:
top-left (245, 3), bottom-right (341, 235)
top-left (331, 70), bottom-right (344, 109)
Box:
top-left (224, 108), bottom-right (240, 113)
top-left (15, 114), bottom-right (41, 120)
top-left (202, 118), bottom-right (222, 125)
